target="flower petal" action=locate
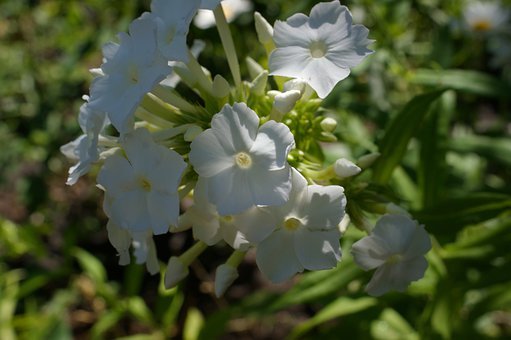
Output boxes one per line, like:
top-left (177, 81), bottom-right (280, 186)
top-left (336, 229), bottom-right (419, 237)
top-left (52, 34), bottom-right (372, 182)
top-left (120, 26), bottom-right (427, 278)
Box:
top-left (211, 103), bottom-right (259, 152)
top-left (300, 184), bottom-right (346, 230)
top-left (189, 129), bottom-right (235, 177)
top-left (256, 230), bottom-right (303, 283)
top-left (294, 229), bottom-right (341, 270)
top-left (251, 120), bottom-right (294, 170)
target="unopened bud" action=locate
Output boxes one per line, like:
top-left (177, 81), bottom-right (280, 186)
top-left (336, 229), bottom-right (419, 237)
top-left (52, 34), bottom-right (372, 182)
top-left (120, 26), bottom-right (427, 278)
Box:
top-left (246, 56), bottom-right (265, 80)
top-left (254, 12), bottom-right (274, 45)
top-left (164, 256), bottom-right (189, 289)
top-left (334, 158), bottom-right (361, 178)
top-left (283, 79), bottom-right (306, 95)
top-left (320, 117), bottom-right (337, 132)
top-left (184, 125), bottom-right (203, 142)
top-left (214, 264), bottom-right (239, 297)
top-left (273, 90), bottom-right (301, 114)
top-left (212, 74), bottom-right (231, 98)
top-left (357, 152), bottom-right (380, 169)
top-left (249, 71), bottom-right (268, 96)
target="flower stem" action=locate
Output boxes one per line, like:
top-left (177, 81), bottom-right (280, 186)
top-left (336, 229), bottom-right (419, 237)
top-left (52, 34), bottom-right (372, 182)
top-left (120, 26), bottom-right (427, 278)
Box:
top-left (152, 85), bottom-right (200, 114)
top-left (180, 241), bottom-right (208, 266)
top-left (226, 250), bottom-right (246, 268)
top-left (213, 5), bottom-right (242, 89)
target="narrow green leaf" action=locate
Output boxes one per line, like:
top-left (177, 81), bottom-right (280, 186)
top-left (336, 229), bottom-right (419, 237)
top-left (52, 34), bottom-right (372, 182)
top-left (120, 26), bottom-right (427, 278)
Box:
top-left (371, 308), bottom-right (419, 340)
top-left (72, 248), bottom-right (107, 284)
top-left (410, 69), bottom-right (511, 98)
top-left (289, 297), bottom-right (378, 339)
top-left (183, 308), bottom-right (204, 340)
top-left (418, 91), bottom-right (455, 208)
top-left (413, 193), bottom-right (511, 233)
top-left (447, 135), bottom-right (511, 167)
top-left (372, 90), bottom-right (445, 184)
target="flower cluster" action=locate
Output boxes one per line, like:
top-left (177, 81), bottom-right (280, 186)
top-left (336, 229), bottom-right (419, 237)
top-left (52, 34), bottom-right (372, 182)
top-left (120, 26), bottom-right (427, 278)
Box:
top-left (62, 0), bottom-right (431, 297)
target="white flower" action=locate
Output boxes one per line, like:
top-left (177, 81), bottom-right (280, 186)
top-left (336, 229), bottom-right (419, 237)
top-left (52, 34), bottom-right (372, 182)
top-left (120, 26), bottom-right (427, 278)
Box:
top-left (463, 1), bottom-right (509, 33)
top-left (269, 0), bottom-right (373, 98)
top-left (88, 16), bottom-right (171, 134)
top-left (97, 128), bottom-right (187, 235)
top-left (60, 100), bottom-right (109, 185)
top-left (106, 221), bottom-right (159, 274)
top-left (149, 0), bottom-right (200, 61)
top-left (256, 169), bottom-right (346, 283)
top-left (189, 102), bottom-right (295, 215)
top-left (194, 0), bottom-right (253, 29)
top-left (351, 214), bottom-right (431, 296)
top-left (178, 178), bottom-right (276, 249)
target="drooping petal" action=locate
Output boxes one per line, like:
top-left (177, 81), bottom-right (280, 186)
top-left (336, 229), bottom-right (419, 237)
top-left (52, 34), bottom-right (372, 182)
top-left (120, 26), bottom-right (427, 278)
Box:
top-left (256, 230), bottom-right (304, 283)
top-left (106, 220), bottom-right (132, 265)
top-left (294, 228), bottom-right (341, 270)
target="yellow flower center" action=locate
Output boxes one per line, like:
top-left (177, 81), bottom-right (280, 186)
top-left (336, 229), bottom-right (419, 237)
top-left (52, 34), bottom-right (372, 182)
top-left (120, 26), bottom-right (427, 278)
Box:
top-left (386, 254), bottom-right (403, 265)
top-left (234, 152), bottom-right (252, 169)
top-left (283, 217), bottom-right (302, 231)
top-left (138, 177), bottom-right (152, 192)
top-left (472, 20), bottom-right (492, 32)
top-left (221, 215), bottom-right (233, 223)
top-left (309, 41), bottom-right (327, 58)
top-left (128, 65), bottom-right (139, 84)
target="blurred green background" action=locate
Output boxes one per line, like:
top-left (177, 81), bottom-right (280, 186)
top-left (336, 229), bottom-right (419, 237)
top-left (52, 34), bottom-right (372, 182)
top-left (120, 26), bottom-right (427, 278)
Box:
top-left (1, 0), bottom-right (511, 338)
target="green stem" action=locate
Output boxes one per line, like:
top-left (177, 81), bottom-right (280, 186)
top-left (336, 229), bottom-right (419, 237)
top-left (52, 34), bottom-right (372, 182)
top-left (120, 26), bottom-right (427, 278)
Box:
top-left (180, 241), bottom-right (208, 266)
top-left (226, 250), bottom-right (246, 268)
top-left (152, 85), bottom-right (200, 114)
top-left (135, 107), bottom-right (174, 128)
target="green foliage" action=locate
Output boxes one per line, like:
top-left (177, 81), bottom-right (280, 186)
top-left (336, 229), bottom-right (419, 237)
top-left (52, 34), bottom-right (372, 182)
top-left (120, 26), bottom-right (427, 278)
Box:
top-left (1, 0), bottom-right (511, 338)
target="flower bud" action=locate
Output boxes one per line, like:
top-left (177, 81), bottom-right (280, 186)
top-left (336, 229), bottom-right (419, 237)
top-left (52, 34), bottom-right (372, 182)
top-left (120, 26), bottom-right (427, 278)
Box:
top-left (184, 125), bottom-right (204, 142)
top-left (246, 56), bottom-right (265, 80)
top-left (283, 79), bottom-right (306, 95)
top-left (164, 256), bottom-right (189, 289)
top-left (249, 70), bottom-right (268, 96)
top-left (273, 90), bottom-right (301, 114)
top-left (334, 158), bottom-right (361, 178)
top-left (212, 74), bottom-right (231, 98)
top-left (357, 152), bottom-right (380, 169)
top-left (254, 12), bottom-right (274, 45)
top-left (214, 264), bottom-right (239, 297)
top-left (320, 117), bottom-right (337, 132)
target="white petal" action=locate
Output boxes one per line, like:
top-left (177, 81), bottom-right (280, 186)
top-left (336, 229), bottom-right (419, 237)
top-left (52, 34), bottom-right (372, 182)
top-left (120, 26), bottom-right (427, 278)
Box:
top-left (269, 46), bottom-right (312, 78)
top-left (301, 184), bottom-right (346, 230)
top-left (208, 168), bottom-right (253, 215)
top-left (97, 152), bottom-right (138, 196)
top-left (365, 258), bottom-right (428, 296)
top-left (309, 0), bottom-right (347, 28)
top-left (372, 214), bottom-right (419, 254)
top-left (327, 25), bottom-right (373, 68)
top-left (256, 230), bottom-right (303, 283)
top-left (248, 165), bottom-right (291, 207)
top-left (189, 129), bottom-right (235, 177)
top-left (109, 190), bottom-right (150, 232)
top-left (351, 235), bottom-right (390, 270)
top-left (302, 57), bottom-right (350, 98)
top-left (250, 120), bottom-right (294, 170)
top-left (211, 103), bottom-right (259, 152)
top-left (233, 207), bottom-right (276, 245)
top-left (273, 16), bottom-right (313, 48)
top-left (403, 225), bottom-right (432, 259)
top-left (147, 191), bottom-right (179, 234)
top-left (106, 220), bottom-right (132, 265)
top-left (294, 229), bottom-right (341, 270)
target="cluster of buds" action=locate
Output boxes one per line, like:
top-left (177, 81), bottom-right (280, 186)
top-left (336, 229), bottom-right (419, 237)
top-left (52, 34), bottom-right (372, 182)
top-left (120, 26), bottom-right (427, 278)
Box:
top-left (62, 0), bottom-right (431, 297)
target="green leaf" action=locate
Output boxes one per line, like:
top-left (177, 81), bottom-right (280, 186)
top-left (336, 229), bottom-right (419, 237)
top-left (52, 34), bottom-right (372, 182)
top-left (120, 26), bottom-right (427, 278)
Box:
top-left (371, 308), bottom-right (419, 340)
top-left (372, 90), bottom-right (445, 184)
top-left (418, 91), bottom-right (455, 208)
top-left (413, 193), bottom-right (511, 233)
top-left (410, 69), bottom-right (511, 98)
top-left (289, 296), bottom-right (378, 339)
top-left (72, 248), bottom-right (107, 284)
top-left (183, 308), bottom-right (204, 340)
top-left (447, 135), bottom-right (511, 167)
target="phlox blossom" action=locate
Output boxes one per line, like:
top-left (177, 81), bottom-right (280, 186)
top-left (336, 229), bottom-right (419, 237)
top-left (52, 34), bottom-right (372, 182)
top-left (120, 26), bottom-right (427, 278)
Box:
top-left (97, 128), bottom-right (186, 235)
top-left (269, 0), bottom-right (373, 98)
top-left (189, 102), bottom-right (295, 215)
top-left (256, 169), bottom-right (346, 283)
top-left (89, 16), bottom-right (171, 134)
top-left (351, 214), bottom-right (431, 296)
